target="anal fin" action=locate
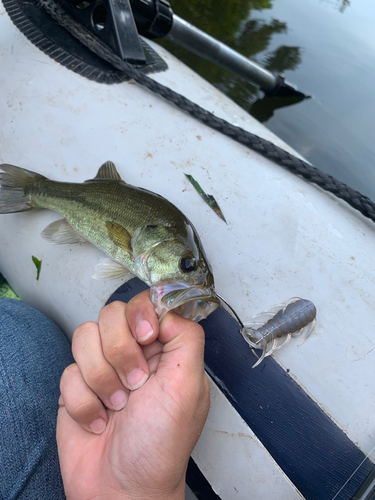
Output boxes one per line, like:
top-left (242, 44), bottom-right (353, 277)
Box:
top-left (41, 219), bottom-right (87, 244)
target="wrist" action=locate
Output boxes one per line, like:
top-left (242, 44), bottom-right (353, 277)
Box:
top-left (106, 487), bottom-right (185, 500)
top-left (125, 482), bottom-right (186, 500)
top-left (65, 478), bottom-right (186, 500)
top-left (90, 478), bottom-right (186, 500)
top-left (126, 492), bottom-right (185, 500)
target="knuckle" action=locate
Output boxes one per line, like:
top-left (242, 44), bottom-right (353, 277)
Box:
top-left (129, 305), bottom-right (154, 328)
top-left (87, 366), bottom-right (114, 388)
top-left (60, 363), bottom-right (79, 391)
top-left (69, 398), bottom-right (97, 420)
top-left (183, 321), bottom-right (205, 343)
top-left (71, 322), bottom-right (98, 360)
top-left (103, 341), bottom-right (129, 364)
top-left (73, 322), bottom-right (97, 342)
top-left (99, 301), bottom-right (126, 323)
top-left (127, 292), bottom-right (149, 312)
top-left (193, 322), bottom-right (204, 337)
top-left (61, 362), bottom-right (79, 379)
top-left (126, 293), bottom-right (155, 322)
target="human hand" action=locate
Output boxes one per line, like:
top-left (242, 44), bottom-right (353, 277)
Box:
top-left (57, 290), bottom-right (210, 500)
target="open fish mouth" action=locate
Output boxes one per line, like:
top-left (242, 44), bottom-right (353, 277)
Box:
top-left (150, 280), bottom-right (220, 322)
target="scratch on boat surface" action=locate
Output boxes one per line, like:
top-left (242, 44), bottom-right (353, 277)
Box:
top-left (345, 334), bottom-right (374, 362)
top-left (205, 364), bottom-right (238, 404)
top-left (214, 429), bottom-right (253, 440)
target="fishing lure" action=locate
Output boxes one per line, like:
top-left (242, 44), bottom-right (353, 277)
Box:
top-left (240, 298), bottom-right (317, 368)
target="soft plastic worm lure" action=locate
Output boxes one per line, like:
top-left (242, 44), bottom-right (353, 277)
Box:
top-left (240, 298), bottom-right (317, 368)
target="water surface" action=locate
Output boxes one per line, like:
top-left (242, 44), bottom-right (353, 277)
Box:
top-left (159, 0), bottom-right (375, 201)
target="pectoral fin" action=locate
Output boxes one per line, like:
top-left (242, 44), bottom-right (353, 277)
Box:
top-left (106, 221), bottom-right (133, 252)
top-left (41, 219), bottom-right (87, 244)
top-left (92, 258), bottom-right (135, 281)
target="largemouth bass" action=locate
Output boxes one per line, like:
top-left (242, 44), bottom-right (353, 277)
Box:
top-left (0, 161), bottom-right (221, 321)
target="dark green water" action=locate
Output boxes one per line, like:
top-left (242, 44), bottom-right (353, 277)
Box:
top-left (158, 0), bottom-right (375, 202)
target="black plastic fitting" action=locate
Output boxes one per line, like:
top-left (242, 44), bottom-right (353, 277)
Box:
top-left (130, 0), bottom-right (173, 39)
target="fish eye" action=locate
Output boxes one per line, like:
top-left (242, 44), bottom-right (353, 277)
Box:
top-left (179, 256), bottom-right (198, 273)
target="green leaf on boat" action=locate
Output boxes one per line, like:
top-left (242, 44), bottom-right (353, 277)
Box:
top-left (32, 256), bottom-right (42, 281)
top-left (184, 173), bottom-right (227, 223)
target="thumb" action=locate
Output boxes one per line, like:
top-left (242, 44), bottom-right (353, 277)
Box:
top-left (157, 311), bottom-right (206, 382)
top-left (156, 312), bottom-right (209, 429)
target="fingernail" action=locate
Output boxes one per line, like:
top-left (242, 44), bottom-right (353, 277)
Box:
top-left (110, 389), bottom-right (128, 410)
top-left (127, 368), bottom-right (148, 390)
top-left (135, 320), bottom-right (153, 342)
top-left (89, 418), bottom-right (106, 434)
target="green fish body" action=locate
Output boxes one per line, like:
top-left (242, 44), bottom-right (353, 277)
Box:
top-left (0, 161), bottom-right (219, 321)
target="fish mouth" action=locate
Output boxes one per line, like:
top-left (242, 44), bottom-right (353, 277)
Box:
top-left (150, 280), bottom-right (220, 322)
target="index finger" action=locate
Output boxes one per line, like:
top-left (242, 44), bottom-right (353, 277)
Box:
top-left (99, 301), bottom-right (150, 391)
top-left (123, 289), bottom-right (160, 345)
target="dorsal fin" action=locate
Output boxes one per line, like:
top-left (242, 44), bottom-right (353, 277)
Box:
top-left (94, 161), bottom-right (122, 181)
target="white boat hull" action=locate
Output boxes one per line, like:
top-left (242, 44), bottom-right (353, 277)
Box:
top-left (1, 6), bottom-right (374, 498)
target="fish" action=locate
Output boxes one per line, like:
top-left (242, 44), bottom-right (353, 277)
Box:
top-left (0, 161), bottom-right (221, 322)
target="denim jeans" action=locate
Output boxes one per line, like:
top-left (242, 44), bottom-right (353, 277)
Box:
top-left (0, 298), bottom-right (74, 500)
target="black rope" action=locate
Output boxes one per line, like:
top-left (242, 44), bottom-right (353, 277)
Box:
top-left (134, 76), bottom-right (375, 221)
top-left (37, 0), bottom-right (375, 224)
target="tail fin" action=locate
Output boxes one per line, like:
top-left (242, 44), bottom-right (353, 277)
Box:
top-left (0, 164), bottom-right (46, 214)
